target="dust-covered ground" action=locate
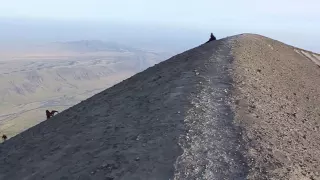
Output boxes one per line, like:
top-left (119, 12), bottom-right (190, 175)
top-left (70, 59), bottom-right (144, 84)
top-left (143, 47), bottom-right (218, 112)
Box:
top-left (230, 34), bottom-right (320, 180)
top-left (0, 34), bottom-right (319, 180)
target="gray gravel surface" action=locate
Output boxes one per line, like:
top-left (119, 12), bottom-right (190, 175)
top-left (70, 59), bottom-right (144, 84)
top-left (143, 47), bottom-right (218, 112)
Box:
top-left (0, 33), bottom-right (319, 180)
top-left (231, 34), bottom-right (320, 180)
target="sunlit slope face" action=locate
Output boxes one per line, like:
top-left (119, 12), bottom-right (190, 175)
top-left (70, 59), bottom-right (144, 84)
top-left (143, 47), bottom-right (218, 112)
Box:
top-left (294, 48), bottom-right (320, 66)
top-left (0, 41), bottom-right (172, 139)
top-left (230, 33), bottom-right (320, 180)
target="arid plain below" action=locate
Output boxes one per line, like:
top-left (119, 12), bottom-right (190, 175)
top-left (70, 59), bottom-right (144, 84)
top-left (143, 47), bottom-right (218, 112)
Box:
top-left (0, 40), bottom-right (173, 139)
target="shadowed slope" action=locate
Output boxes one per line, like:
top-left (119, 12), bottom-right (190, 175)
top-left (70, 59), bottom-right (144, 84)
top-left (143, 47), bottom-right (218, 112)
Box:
top-left (0, 36), bottom-right (247, 180)
top-left (0, 33), bottom-right (320, 180)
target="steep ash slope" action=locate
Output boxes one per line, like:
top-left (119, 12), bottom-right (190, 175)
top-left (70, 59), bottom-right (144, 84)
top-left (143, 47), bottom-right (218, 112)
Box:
top-left (0, 36), bottom-right (246, 180)
top-left (1, 33), bottom-right (320, 180)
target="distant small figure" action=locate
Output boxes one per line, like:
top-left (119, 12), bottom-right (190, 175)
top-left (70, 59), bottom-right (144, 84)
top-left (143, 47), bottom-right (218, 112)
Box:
top-left (2, 134), bottom-right (7, 141)
top-left (206, 33), bottom-right (217, 43)
top-left (46, 110), bottom-right (51, 119)
top-left (46, 110), bottom-right (59, 119)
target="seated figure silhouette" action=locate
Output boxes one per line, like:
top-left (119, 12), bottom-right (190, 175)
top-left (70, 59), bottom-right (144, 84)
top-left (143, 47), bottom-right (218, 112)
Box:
top-left (2, 134), bottom-right (7, 141)
top-left (46, 110), bottom-right (59, 119)
top-left (206, 33), bottom-right (217, 43)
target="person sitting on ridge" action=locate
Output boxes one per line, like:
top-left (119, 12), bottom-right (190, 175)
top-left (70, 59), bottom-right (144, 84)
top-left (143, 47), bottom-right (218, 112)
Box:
top-left (46, 110), bottom-right (59, 119)
top-left (205, 33), bottom-right (217, 43)
top-left (2, 134), bottom-right (7, 141)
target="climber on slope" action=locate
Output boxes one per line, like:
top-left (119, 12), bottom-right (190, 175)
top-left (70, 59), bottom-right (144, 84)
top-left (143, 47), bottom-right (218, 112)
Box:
top-left (46, 110), bottom-right (59, 119)
top-left (205, 33), bottom-right (217, 43)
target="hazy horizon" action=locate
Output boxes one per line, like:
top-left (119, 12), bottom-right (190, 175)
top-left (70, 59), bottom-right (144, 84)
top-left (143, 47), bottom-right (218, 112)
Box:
top-left (0, 0), bottom-right (319, 52)
top-left (0, 18), bottom-right (209, 53)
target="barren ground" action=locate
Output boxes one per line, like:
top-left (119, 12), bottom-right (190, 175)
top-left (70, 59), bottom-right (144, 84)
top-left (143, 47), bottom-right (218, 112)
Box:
top-left (0, 34), bottom-right (319, 180)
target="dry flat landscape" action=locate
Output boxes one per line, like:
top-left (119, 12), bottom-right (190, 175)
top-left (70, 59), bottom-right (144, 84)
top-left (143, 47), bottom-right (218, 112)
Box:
top-left (0, 33), bottom-right (320, 180)
top-left (0, 40), bottom-right (172, 139)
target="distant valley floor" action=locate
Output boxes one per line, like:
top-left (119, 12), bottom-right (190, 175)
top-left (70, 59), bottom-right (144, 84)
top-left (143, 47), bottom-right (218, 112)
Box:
top-left (0, 47), bottom-right (172, 140)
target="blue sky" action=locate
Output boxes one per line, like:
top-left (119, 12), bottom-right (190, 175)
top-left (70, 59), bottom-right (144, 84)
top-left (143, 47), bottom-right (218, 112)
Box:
top-left (0, 0), bottom-right (318, 26)
top-left (0, 0), bottom-right (319, 51)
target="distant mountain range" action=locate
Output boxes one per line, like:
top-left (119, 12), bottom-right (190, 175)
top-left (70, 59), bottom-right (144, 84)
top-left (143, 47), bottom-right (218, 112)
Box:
top-left (42, 40), bottom-right (142, 53)
top-left (0, 40), bottom-right (173, 58)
